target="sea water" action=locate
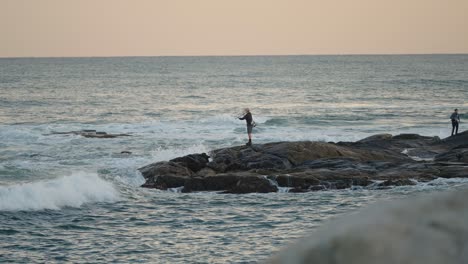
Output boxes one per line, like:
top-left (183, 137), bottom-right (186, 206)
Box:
top-left (1, 55), bottom-right (467, 263)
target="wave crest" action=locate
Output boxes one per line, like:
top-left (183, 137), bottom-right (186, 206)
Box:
top-left (0, 172), bottom-right (119, 211)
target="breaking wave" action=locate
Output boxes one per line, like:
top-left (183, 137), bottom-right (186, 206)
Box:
top-left (0, 172), bottom-right (119, 211)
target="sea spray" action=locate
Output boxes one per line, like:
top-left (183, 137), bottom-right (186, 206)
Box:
top-left (150, 144), bottom-right (210, 162)
top-left (0, 172), bottom-right (119, 211)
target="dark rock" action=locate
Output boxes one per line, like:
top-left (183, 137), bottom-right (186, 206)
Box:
top-left (378, 179), bottom-right (417, 187)
top-left (206, 148), bottom-right (242, 172)
top-left (182, 177), bottom-right (206, 193)
top-left (195, 167), bottom-right (217, 177)
top-left (358, 133), bottom-right (393, 143)
top-left (139, 161), bottom-right (192, 183)
top-left (139, 131), bottom-right (468, 194)
top-left (170, 153), bottom-right (210, 172)
top-left (260, 141), bottom-right (407, 165)
top-left (435, 149), bottom-right (468, 163)
top-left (201, 172), bottom-right (255, 191)
top-left (289, 187), bottom-right (310, 193)
top-left (224, 176), bottom-right (278, 194)
top-left (151, 175), bottom-right (187, 190)
top-left (392, 134), bottom-right (432, 140)
top-left (243, 153), bottom-right (292, 170)
top-left (436, 166), bottom-right (468, 178)
top-left (49, 130), bottom-right (131, 138)
top-left (275, 174), bottom-right (320, 189)
top-left (439, 130), bottom-right (468, 147)
top-left (309, 185), bottom-right (327, 191)
top-left (403, 148), bottom-right (438, 160)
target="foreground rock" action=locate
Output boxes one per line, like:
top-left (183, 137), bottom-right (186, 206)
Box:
top-left (139, 131), bottom-right (468, 194)
top-left (268, 187), bottom-right (468, 264)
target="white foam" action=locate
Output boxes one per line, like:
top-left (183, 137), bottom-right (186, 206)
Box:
top-left (150, 144), bottom-right (210, 162)
top-left (168, 186), bottom-right (184, 193)
top-left (422, 177), bottom-right (468, 187)
top-left (200, 114), bottom-right (242, 125)
top-left (265, 176), bottom-right (291, 193)
top-left (0, 172), bottom-right (120, 211)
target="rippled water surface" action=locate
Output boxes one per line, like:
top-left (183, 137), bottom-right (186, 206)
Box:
top-left (1, 55), bottom-right (468, 263)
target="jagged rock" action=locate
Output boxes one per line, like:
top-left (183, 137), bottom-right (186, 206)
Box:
top-left (435, 149), bottom-right (468, 163)
top-left (139, 161), bottom-right (192, 179)
top-left (206, 148), bottom-right (242, 172)
top-left (139, 131), bottom-right (468, 194)
top-left (403, 148), bottom-right (438, 160)
top-left (268, 188), bottom-right (468, 264)
top-left (440, 130), bottom-right (468, 147)
top-left (259, 141), bottom-right (407, 165)
top-left (275, 174), bottom-right (320, 189)
top-left (437, 166), bottom-right (468, 178)
top-left (170, 153), bottom-right (210, 172)
top-left (143, 175), bottom-right (187, 190)
top-left (378, 178), bottom-right (416, 187)
top-left (224, 176), bottom-right (278, 194)
top-left (195, 167), bottom-right (217, 177)
top-left (182, 172), bottom-right (264, 192)
top-left (357, 133), bottom-right (393, 143)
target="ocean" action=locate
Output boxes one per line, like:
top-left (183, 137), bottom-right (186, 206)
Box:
top-left (1, 55), bottom-right (468, 263)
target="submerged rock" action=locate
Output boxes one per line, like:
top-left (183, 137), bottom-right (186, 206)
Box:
top-left (377, 178), bottom-right (417, 187)
top-left (48, 130), bottom-right (131, 138)
top-left (139, 131), bottom-right (468, 194)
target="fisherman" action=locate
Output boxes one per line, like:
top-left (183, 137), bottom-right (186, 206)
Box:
top-left (238, 108), bottom-right (255, 146)
top-left (450, 108), bottom-right (461, 136)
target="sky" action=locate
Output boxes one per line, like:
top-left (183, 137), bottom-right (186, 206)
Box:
top-left (1, 0), bottom-right (467, 57)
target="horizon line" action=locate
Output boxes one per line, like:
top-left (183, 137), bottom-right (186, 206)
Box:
top-left (1, 52), bottom-right (468, 59)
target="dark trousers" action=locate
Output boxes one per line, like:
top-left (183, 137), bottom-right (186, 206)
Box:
top-left (452, 121), bottom-right (459, 136)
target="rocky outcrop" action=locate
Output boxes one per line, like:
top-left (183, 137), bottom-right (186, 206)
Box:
top-left (268, 187), bottom-right (468, 264)
top-left (139, 131), bottom-right (468, 194)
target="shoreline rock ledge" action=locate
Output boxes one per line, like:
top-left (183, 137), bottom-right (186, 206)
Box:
top-left (139, 131), bottom-right (468, 194)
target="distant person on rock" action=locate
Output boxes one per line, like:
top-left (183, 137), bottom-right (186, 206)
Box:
top-left (238, 108), bottom-right (255, 146)
top-left (450, 108), bottom-right (460, 136)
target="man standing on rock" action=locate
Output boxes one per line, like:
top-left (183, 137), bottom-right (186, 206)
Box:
top-left (450, 108), bottom-right (460, 136)
top-left (239, 108), bottom-right (255, 146)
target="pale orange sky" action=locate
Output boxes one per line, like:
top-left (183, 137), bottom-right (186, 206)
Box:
top-left (1, 0), bottom-right (467, 57)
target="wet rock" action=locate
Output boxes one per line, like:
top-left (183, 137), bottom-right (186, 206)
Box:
top-left (403, 148), bottom-right (438, 160)
top-left (436, 166), bottom-right (468, 178)
top-left (140, 130), bottom-right (468, 194)
top-left (435, 149), bottom-right (468, 163)
top-left (49, 130), bottom-right (131, 138)
top-left (181, 177), bottom-right (206, 193)
top-left (357, 133), bottom-right (393, 143)
top-left (378, 178), bottom-right (417, 187)
top-left (440, 130), bottom-right (468, 147)
top-left (139, 161), bottom-right (192, 182)
top-left (224, 176), bottom-right (278, 194)
top-left (392, 133), bottom-right (431, 140)
top-left (170, 153), bottom-right (209, 172)
top-left (146, 175), bottom-right (188, 190)
top-left (260, 141), bottom-right (407, 165)
top-left (195, 167), bottom-right (217, 177)
top-left (309, 185), bottom-right (327, 191)
top-left (206, 148), bottom-right (242, 172)
top-left (275, 174), bottom-right (320, 189)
